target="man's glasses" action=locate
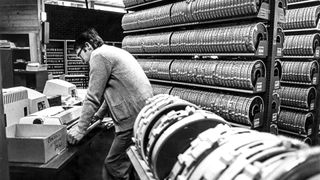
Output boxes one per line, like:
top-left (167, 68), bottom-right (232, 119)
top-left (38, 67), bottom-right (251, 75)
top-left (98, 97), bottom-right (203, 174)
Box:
top-left (77, 47), bottom-right (84, 60)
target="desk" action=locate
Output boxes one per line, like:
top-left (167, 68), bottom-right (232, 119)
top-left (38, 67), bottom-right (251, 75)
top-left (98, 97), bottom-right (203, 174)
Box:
top-left (9, 124), bottom-right (114, 180)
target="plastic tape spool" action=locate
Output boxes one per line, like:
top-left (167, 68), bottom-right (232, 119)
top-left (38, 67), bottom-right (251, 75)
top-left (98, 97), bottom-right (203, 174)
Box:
top-left (122, 22), bottom-right (267, 54)
top-left (282, 35), bottom-right (293, 55)
top-left (124, 0), bottom-right (263, 30)
top-left (259, 151), bottom-right (300, 179)
top-left (122, 32), bottom-right (173, 53)
top-left (135, 95), bottom-right (199, 161)
top-left (277, 27), bottom-right (285, 45)
top-left (150, 109), bottom-right (229, 180)
top-left (169, 88), bottom-right (264, 126)
top-left (279, 86), bottom-right (316, 109)
top-left (247, 22), bottom-right (267, 52)
top-left (275, 59), bottom-right (282, 81)
top-left (279, 133), bottom-right (313, 145)
top-left (306, 174), bottom-right (320, 180)
top-left (283, 6), bottom-right (320, 30)
top-left (308, 60), bottom-right (319, 82)
top-left (122, 0), bottom-right (138, 8)
top-left (170, 59), bottom-right (182, 82)
top-left (278, 110), bottom-right (294, 132)
top-left (277, 86), bottom-right (292, 107)
top-left (271, 92), bottom-right (280, 115)
top-left (134, 94), bottom-right (200, 162)
top-left (228, 95), bottom-right (264, 126)
top-left (169, 87), bottom-right (181, 97)
top-left (186, 131), bottom-right (283, 180)
top-left (263, 147), bottom-right (320, 180)
top-left (137, 58), bottom-right (172, 80)
top-left (211, 60), bottom-right (265, 89)
top-left (281, 61), bottom-right (318, 83)
top-left (151, 83), bottom-right (172, 95)
top-left (306, 87), bottom-right (317, 109)
top-left (249, 60), bottom-right (266, 89)
top-left (278, 110), bottom-right (314, 134)
top-left (134, 94), bottom-right (171, 138)
top-left (232, 136), bottom-right (309, 180)
top-left (283, 33), bottom-right (320, 56)
top-left (146, 106), bottom-right (198, 165)
top-left (168, 126), bottom-right (253, 180)
top-left (186, 132), bottom-right (308, 180)
top-left (217, 134), bottom-right (305, 180)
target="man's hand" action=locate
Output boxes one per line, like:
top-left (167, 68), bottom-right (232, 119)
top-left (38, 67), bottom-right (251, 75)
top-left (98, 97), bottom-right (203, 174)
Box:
top-left (67, 125), bottom-right (86, 145)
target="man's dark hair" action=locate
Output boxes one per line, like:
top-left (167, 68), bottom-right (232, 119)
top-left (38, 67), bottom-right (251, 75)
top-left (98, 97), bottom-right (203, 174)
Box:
top-left (74, 28), bottom-right (104, 50)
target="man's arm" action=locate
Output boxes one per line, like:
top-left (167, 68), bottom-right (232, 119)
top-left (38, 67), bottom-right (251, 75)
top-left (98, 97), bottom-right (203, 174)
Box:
top-left (94, 100), bottom-right (109, 119)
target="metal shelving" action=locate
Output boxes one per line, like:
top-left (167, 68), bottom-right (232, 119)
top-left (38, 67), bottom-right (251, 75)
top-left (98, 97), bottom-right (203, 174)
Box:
top-left (124, 0), bottom-right (284, 133)
top-left (280, 0), bottom-right (320, 144)
top-left (149, 79), bottom-right (266, 94)
top-left (124, 0), bottom-right (287, 179)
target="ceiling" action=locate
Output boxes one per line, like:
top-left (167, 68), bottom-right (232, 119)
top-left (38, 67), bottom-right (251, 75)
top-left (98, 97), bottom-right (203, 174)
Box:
top-left (45, 0), bottom-right (125, 8)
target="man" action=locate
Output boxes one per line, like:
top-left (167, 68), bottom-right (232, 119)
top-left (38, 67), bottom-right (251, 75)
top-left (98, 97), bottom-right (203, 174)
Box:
top-left (67, 28), bottom-right (153, 180)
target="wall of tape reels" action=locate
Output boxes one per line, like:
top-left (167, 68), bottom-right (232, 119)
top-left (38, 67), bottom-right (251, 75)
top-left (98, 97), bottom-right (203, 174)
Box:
top-left (122, 0), bottom-right (295, 137)
top-left (280, 0), bottom-right (320, 145)
top-left (121, 0), bottom-right (320, 179)
top-left (128, 94), bottom-right (320, 180)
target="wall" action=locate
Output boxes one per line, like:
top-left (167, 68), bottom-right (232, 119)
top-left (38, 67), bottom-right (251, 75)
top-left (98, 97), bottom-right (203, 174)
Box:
top-left (45, 4), bottom-right (124, 42)
top-left (0, 0), bottom-right (42, 33)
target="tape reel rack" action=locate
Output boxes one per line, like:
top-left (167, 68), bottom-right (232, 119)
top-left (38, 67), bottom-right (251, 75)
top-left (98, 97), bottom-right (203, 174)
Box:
top-left (121, 0), bottom-right (297, 179)
top-left (279, 0), bottom-right (320, 145)
top-left (123, 0), bottom-right (285, 130)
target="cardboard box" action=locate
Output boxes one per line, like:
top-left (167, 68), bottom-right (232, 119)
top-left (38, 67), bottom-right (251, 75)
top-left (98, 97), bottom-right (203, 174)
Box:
top-left (6, 124), bottom-right (67, 163)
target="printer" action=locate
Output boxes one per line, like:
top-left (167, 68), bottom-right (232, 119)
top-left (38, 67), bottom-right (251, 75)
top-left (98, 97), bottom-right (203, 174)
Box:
top-left (19, 106), bottom-right (82, 128)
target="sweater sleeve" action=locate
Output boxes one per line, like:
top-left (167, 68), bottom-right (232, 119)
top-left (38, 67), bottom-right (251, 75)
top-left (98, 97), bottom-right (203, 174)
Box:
top-left (94, 100), bottom-right (109, 119)
top-left (77, 53), bottom-right (112, 132)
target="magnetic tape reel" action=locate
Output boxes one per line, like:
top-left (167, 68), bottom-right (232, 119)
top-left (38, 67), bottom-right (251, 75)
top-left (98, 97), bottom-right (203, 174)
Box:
top-left (273, 92), bottom-right (281, 115)
top-left (134, 94), bottom-right (200, 162)
top-left (122, 0), bottom-right (138, 8)
top-left (278, 85), bottom-right (316, 109)
top-left (146, 106), bottom-right (196, 165)
top-left (279, 133), bottom-right (313, 145)
top-left (283, 33), bottom-right (320, 56)
top-left (277, 27), bottom-right (285, 46)
top-left (151, 84), bottom-right (172, 95)
top-left (132, 93), bottom-right (320, 180)
top-left (283, 6), bottom-right (320, 30)
top-left (274, 59), bottom-right (282, 81)
top-left (122, 23), bottom-right (267, 54)
top-left (214, 95), bottom-right (264, 127)
top-left (215, 135), bottom-right (307, 180)
top-left (278, 110), bottom-right (314, 135)
top-left (308, 60), bottom-right (319, 83)
top-left (169, 127), bottom-right (308, 180)
top-left (171, 60), bottom-right (180, 81)
top-left (150, 108), bottom-right (229, 180)
top-left (280, 60), bottom-right (320, 84)
top-left (262, 147), bottom-right (320, 180)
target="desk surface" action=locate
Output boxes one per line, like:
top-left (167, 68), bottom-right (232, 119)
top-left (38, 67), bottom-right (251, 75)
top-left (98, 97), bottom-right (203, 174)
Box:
top-left (9, 124), bottom-right (112, 173)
